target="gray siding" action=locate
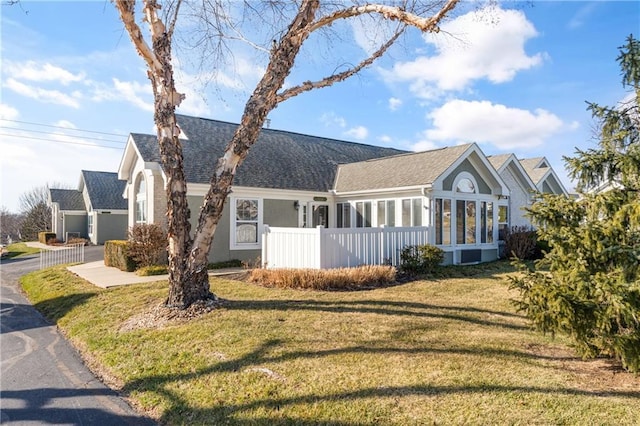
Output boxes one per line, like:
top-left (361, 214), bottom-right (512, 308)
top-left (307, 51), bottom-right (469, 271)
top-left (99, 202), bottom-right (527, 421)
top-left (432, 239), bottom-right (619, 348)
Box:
top-left (65, 215), bottom-right (88, 239)
top-left (264, 199), bottom-right (298, 227)
top-left (442, 159), bottom-right (491, 194)
top-left (96, 213), bottom-right (128, 244)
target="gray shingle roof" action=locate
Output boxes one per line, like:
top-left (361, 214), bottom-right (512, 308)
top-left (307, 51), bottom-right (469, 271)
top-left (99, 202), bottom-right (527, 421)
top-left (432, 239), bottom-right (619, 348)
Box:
top-left (49, 188), bottom-right (85, 211)
top-left (519, 157), bottom-right (548, 185)
top-left (131, 115), bottom-right (406, 192)
top-left (486, 154), bottom-right (512, 171)
top-left (81, 170), bottom-right (128, 210)
top-left (334, 144), bottom-right (473, 192)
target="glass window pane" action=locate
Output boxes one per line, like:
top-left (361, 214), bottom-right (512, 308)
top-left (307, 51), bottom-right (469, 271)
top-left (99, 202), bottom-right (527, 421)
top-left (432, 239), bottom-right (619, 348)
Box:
top-left (435, 199), bottom-right (442, 245)
top-left (456, 200), bottom-right (465, 244)
top-left (412, 198), bottom-right (422, 226)
top-left (487, 202), bottom-right (493, 243)
top-left (402, 199), bottom-right (411, 227)
top-left (387, 200), bottom-right (395, 227)
top-left (236, 223), bottom-right (257, 243)
top-left (356, 202), bottom-right (364, 227)
top-left (443, 199), bottom-right (451, 245)
top-left (377, 201), bottom-right (385, 227)
top-left (481, 201), bottom-right (487, 244)
top-left (343, 204), bottom-right (351, 228)
top-left (466, 201), bottom-right (476, 244)
top-left (364, 202), bottom-right (371, 227)
top-left (456, 178), bottom-right (475, 193)
top-left (337, 203), bottom-right (344, 228)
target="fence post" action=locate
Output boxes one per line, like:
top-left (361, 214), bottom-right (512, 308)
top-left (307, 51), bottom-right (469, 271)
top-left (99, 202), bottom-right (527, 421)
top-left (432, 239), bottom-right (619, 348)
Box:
top-left (262, 224), bottom-right (270, 268)
top-left (316, 225), bottom-right (323, 269)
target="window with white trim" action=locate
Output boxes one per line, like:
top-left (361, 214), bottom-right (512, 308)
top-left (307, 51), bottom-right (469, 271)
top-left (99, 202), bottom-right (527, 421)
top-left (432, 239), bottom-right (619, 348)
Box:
top-left (435, 198), bottom-right (451, 245)
top-left (235, 198), bottom-right (259, 245)
top-left (88, 213), bottom-right (94, 235)
top-left (376, 200), bottom-right (396, 227)
top-left (498, 205), bottom-right (509, 241)
top-left (481, 201), bottom-right (493, 244)
top-left (135, 177), bottom-right (147, 224)
top-left (336, 203), bottom-right (351, 228)
top-left (355, 201), bottom-right (372, 228)
top-left (401, 198), bottom-right (422, 227)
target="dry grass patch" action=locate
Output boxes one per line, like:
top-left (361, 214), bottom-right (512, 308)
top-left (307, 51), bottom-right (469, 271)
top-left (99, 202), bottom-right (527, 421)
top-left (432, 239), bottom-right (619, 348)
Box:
top-left (20, 262), bottom-right (640, 425)
top-left (248, 265), bottom-right (396, 290)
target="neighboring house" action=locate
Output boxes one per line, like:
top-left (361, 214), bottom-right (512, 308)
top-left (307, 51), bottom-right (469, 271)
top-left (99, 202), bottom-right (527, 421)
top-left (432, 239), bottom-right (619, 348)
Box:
top-left (117, 114), bottom-right (565, 266)
top-left (487, 154), bottom-right (538, 235)
top-left (48, 171), bottom-right (128, 244)
top-left (519, 157), bottom-right (568, 196)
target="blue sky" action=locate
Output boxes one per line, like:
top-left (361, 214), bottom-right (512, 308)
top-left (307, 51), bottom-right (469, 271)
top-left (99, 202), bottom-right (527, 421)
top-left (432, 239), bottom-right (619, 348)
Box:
top-left (1, 1), bottom-right (638, 212)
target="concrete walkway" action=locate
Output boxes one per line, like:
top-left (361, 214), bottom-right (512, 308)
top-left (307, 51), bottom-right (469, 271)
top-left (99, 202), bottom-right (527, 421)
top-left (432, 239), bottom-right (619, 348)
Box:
top-left (68, 262), bottom-right (245, 288)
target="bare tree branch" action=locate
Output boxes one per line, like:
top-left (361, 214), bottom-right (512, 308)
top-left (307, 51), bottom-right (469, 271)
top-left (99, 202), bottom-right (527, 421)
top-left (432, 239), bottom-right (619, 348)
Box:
top-left (309, 0), bottom-right (459, 33)
top-left (276, 26), bottom-right (404, 104)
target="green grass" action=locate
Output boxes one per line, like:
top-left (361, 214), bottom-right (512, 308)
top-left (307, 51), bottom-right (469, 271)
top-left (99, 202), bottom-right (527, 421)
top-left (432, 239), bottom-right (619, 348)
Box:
top-left (20, 262), bottom-right (640, 425)
top-left (4, 242), bottom-right (41, 258)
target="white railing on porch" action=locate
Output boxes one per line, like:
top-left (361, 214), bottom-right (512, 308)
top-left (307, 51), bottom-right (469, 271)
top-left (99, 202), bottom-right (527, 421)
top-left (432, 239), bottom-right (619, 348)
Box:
top-left (262, 225), bottom-right (429, 269)
top-left (40, 243), bottom-right (85, 269)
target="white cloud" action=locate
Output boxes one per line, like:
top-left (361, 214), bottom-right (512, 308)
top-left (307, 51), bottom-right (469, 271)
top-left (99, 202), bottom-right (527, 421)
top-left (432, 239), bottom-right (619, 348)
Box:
top-left (53, 120), bottom-right (77, 129)
top-left (3, 78), bottom-right (81, 108)
top-left (4, 60), bottom-right (85, 85)
top-left (424, 99), bottom-right (564, 149)
top-left (0, 103), bottom-right (19, 120)
top-left (388, 97), bottom-right (402, 111)
top-left (320, 112), bottom-right (347, 128)
top-left (568, 3), bottom-right (597, 30)
top-left (378, 135), bottom-right (393, 144)
top-left (381, 7), bottom-right (543, 98)
top-left (91, 78), bottom-right (153, 112)
top-left (410, 140), bottom-right (439, 152)
top-left (344, 125), bottom-right (369, 140)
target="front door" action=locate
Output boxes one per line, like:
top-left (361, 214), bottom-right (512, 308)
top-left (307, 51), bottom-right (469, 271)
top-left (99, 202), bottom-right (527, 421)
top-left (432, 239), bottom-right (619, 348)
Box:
top-left (311, 204), bottom-right (329, 228)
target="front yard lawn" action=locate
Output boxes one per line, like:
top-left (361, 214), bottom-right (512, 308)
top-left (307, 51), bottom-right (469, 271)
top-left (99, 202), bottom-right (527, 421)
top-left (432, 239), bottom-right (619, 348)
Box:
top-left (21, 262), bottom-right (640, 425)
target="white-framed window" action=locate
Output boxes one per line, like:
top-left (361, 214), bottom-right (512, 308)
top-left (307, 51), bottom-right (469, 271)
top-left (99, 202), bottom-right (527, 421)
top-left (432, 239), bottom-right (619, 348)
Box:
top-left (232, 197), bottom-right (262, 249)
top-left (401, 198), bottom-right (422, 227)
top-left (498, 205), bottom-right (509, 241)
top-left (336, 202), bottom-right (351, 228)
top-left (481, 201), bottom-right (494, 244)
top-left (456, 200), bottom-right (477, 244)
top-left (135, 175), bottom-right (147, 224)
top-left (376, 200), bottom-right (396, 227)
top-left (435, 198), bottom-right (451, 245)
top-left (355, 201), bottom-right (372, 228)
top-left (88, 212), bottom-right (94, 236)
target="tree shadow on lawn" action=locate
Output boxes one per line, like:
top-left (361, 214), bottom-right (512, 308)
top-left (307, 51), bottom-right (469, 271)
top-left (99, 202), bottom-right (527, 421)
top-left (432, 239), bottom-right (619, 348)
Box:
top-left (32, 292), bottom-right (97, 324)
top-left (120, 339), bottom-right (639, 424)
top-left (222, 298), bottom-right (527, 331)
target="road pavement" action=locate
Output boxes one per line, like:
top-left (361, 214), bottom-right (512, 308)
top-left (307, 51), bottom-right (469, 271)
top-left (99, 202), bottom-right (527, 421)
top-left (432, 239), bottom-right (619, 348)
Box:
top-left (0, 246), bottom-right (155, 425)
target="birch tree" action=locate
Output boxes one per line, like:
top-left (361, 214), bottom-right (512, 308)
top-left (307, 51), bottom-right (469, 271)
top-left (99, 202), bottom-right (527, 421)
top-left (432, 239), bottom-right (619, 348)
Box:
top-left (115, 0), bottom-right (461, 309)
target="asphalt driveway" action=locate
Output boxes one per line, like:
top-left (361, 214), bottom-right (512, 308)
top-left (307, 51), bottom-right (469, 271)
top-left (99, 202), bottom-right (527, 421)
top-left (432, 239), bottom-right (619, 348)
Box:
top-left (0, 246), bottom-right (155, 425)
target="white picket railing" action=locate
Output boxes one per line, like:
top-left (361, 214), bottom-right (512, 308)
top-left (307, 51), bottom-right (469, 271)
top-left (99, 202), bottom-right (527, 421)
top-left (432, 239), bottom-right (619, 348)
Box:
top-left (40, 243), bottom-right (85, 269)
top-left (262, 225), bottom-right (429, 269)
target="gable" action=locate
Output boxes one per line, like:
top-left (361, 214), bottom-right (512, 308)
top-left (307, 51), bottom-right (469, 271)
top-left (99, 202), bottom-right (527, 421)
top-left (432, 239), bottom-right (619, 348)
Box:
top-left (81, 171), bottom-right (128, 210)
top-left (49, 188), bottom-right (86, 211)
top-left (442, 158), bottom-right (491, 194)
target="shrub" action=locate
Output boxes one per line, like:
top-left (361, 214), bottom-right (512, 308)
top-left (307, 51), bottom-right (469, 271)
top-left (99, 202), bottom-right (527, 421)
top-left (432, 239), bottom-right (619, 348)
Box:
top-left (104, 240), bottom-right (137, 272)
top-left (38, 232), bottom-right (56, 244)
top-left (208, 259), bottom-right (243, 270)
top-left (503, 226), bottom-right (537, 260)
top-left (136, 265), bottom-right (168, 276)
top-left (399, 244), bottom-right (444, 275)
top-left (67, 237), bottom-right (89, 246)
top-left (127, 224), bottom-right (167, 269)
top-left (249, 265), bottom-right (396, 291)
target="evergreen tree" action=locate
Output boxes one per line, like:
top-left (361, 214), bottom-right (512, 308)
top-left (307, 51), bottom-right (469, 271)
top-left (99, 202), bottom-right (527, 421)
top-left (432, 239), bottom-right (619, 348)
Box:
top-left (509, 35), bottom-right (640, 373)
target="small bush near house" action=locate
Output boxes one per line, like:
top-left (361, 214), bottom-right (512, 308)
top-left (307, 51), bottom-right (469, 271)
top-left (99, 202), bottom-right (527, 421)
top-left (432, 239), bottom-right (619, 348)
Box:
top-left (399, 244), bottom-right (444, 275)
top-left (104, 240), bottom-right (137, 272)
top-left (38, 232), bottom-right (56, 244)
top-left (127, 224), bottom-right (167, 269)
top-left (136, 265), bottom-right (168, 276)
top-left (503, 226), bottom-right (537, 260)
top-left (249, 265), bottom-right (396, 291)
top-left (207, 259), bottom-right (243, 270)
top-left (67, 237), bottom-right (89, 246)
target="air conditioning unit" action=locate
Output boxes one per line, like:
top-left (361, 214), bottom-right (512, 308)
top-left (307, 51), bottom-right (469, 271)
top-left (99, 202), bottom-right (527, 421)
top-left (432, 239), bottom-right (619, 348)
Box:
top-left (65, 232), bottom-right (80, 242)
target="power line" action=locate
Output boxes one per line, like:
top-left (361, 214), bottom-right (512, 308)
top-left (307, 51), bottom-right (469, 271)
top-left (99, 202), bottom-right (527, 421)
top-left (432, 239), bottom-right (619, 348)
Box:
top-left (0, 118), bottom-right (129, 137)
top-left (0, 126), bottom-right (126, 145)
top-left (0, 133), bottom-right (124, 150)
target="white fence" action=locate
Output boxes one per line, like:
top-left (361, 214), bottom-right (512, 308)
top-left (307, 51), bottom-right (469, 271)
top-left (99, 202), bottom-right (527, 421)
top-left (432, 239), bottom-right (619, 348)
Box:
top-left (40, 243), bottom-right (85, 269)
top-left (262, 225), bottom-right (430, 269)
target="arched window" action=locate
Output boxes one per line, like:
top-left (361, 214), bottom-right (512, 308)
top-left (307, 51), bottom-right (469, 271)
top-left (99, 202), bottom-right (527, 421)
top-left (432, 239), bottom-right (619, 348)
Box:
top-left (135, 175), bottom-right (147, 224)
top-left (456, 177), bottom-right (476, 193)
